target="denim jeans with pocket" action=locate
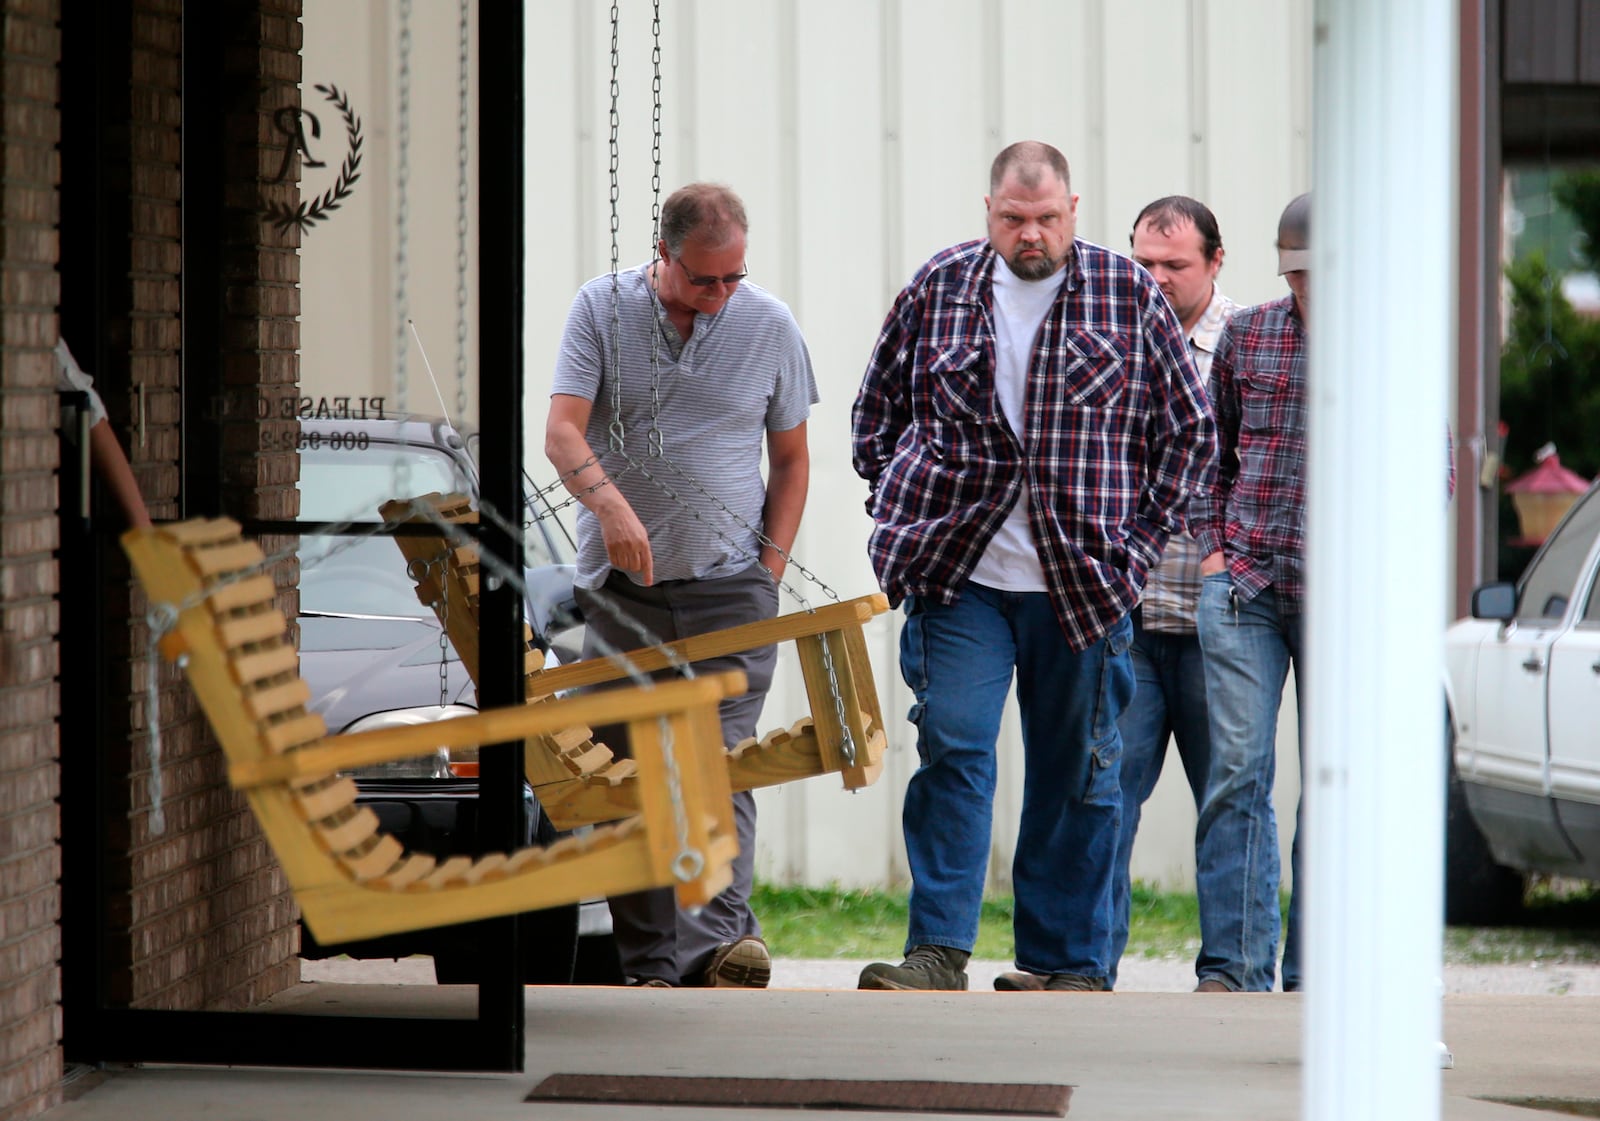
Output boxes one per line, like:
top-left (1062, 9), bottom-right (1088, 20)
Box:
top-left (898, 582), bottom-right (1134, 980)
top-left (1194, 575), bottom-right (1304, 991)
top-left (1109, 613), bottom-right (1212, 987)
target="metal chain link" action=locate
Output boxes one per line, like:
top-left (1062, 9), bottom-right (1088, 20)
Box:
top-left (435, 557), bottom-right (451, 708)
top-left (818, 634), bottom-right (857, 767)
top-left (444, 499), bottom-right (692, 689)
top-left (615, 451), bottom-right (856, 766)
top-left (645, 0), bottom-right (665, 458)
top-left (454, 0), bottom-right (471, 419)
top-left (647, 453), bottom-right (840, 606)
top-left (607, 0), bottom-right (626, 453)
top-left (533, 453), bottom-right (639, 521)
top-left (658, 716), bottom-right (702, 882)
top-left (142, 604), bottom-right (181, 835)
top-left (650, 0), bottom-right (662, 247)
top-left (393, 0), bottom-right (412, 418)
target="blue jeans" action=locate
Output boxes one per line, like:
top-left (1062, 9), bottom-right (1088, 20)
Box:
top-left (898, 582), bottom-right (1134, 980)
top-left (1109, 613), bottom-right (1212, 987)
top-left (1194, 576), bottom-right (1304, 992)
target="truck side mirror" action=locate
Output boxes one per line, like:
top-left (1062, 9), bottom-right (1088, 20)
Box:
top-left (1470, 582), bottom-right (1517, 622)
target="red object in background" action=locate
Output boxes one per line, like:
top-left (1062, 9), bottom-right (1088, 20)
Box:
top-left (1504, 448), bottom-right (1591, 546)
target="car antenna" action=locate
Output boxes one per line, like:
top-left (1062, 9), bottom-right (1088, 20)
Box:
top-left (408, 318), bottom-right (455, 428)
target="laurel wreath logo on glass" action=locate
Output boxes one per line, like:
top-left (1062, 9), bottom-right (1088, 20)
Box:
top-left (264, 83), bottom-right (363, 234)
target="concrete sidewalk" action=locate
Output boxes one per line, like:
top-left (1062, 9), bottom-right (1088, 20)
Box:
top-left (46, 974), bottom-right (1600, 1120)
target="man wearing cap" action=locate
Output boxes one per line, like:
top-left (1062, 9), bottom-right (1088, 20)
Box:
top-left (1188, 192), bottom-right (1311, 993)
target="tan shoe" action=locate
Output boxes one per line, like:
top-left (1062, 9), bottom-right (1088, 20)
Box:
top-left (703, 936), bottom-right (771, 988)
top-left (1194, 978), bottom-right (1232, 992)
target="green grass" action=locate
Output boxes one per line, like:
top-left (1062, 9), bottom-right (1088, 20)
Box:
top-left (752, 880), bottom-right (1600, 964)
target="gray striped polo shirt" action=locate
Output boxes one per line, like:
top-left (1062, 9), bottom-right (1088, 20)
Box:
top-left (552, 263), bottom-right (818, 589)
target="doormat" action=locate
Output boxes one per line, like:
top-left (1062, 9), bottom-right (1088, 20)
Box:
top-left (527, 1074), bottom-right (1072, 1115)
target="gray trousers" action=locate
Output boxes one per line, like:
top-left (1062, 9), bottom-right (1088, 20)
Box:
top-left (573, 564), bottom-right (778, 984)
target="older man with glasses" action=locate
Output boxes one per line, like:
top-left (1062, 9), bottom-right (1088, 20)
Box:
top-left (546, 182), bottom-right (818, 989)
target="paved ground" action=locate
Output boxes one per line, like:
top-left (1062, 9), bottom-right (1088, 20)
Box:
top-left (300, 952), bottom-right (1600, 995)
top-left (48, 973), bottom-right (1600, 1121)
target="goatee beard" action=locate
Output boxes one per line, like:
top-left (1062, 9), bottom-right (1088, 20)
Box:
top-left (1008, 249), bottom-right (1060, 281)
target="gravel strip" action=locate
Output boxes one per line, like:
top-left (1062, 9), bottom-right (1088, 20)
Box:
top-left (299, 955), bottom-right (1600, 994)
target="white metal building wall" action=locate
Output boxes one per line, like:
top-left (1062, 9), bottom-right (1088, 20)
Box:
top-left (306, 0), bottom-right (1316, 893)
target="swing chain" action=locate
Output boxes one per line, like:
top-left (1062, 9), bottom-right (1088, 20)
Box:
top-left (607, 0), bottom-right (626, 454)
top-left (658, 715), bottom-right (705, 883)
top-left (141, 602), bottom-right (184, 836)
top-left (645, 0), bottom-right (665, 459)
top-left (416, 497), bottom-right (690, 690)
top-left (474, 497), bottom-right (691, 676)
top-left (435, 559), bottom-right (452, 709)
top-left (453, 0), bottom-right (471, 418)
top-left (818, 634), bottom-right (857, 767)
top-left (534, 452), bottom-right (638, 521)
top-left (632, 450), bottom-right (840, 607)
top-left (394, 0), bottom-right (412, 417)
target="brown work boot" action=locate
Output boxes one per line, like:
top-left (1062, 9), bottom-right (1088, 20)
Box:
top-left (858, 944), bottom-right (970, 991)
top-left (702, 936), bottom-right (771, 988)
top-left (995, 971), bottom-right (1108, 992)
top-left (1194, 978), bottom-right (1232, 992)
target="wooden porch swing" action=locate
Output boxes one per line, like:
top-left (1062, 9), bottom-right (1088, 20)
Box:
top-left (381, 493), bottom-right (890, 830)
top-left (123, 517), bottom-right (742, 945)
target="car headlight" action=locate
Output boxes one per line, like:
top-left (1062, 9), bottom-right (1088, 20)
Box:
top-left (340, 704), bottom-right (479, 779)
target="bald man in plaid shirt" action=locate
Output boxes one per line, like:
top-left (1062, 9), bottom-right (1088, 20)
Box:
top-left (851, 141), bottom-right (1216, 993)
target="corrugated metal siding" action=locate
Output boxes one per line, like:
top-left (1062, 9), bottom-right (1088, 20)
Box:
top-left (1500, 0), bottom-right (1600, 82)
top-left (303, 0), bottom-right (1315, 893)
top-left (515, 0), bottom-right (1313, 891)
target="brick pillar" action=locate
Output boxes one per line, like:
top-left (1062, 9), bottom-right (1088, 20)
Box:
top-left (0, 2), bottom-right (65, 1116)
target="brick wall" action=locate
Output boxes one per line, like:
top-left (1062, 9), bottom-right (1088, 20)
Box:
top-left (0, 1), bottom-right (64, 1115)
top-left (0, 0), bottom-right (309, 1106)
top-left (116, 0), bottom-right (303, 1013)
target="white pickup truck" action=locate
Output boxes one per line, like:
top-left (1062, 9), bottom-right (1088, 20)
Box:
top-left (1444, 478), bottom-right (1600, 922)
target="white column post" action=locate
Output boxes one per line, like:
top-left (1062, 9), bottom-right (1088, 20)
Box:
top-left (1304, 1), bottom-right (1457, 1119)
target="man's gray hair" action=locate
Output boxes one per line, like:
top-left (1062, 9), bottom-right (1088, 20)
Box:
top-left (989, 141), bottom-right (1071, 195)
top-left (660, 182), bottom-right (749, 255)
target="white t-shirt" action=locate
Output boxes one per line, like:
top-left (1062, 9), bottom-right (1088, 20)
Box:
top-left (969, 256), bottom-right (1064, 592)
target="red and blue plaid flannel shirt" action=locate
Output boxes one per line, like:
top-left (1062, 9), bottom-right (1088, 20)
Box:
top-left (1191, 294), bottom-right (1457, 614)
top-left (1191, 294), bottom-right (1307, 610)
top-left (851, 238), bottom-right (1217, 652)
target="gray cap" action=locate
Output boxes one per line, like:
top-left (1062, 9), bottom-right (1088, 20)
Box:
top-left (1276, 192), bottom-right (1310, 274)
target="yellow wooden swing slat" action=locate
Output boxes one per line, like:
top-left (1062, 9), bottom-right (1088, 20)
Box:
top-left (381, 493), bottom-right (891, 830)
top-left (122, 517), bottom-right (741, 946)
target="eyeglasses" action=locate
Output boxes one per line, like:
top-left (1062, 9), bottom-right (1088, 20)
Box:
top-left (673, 256), bottom-right (749, 287)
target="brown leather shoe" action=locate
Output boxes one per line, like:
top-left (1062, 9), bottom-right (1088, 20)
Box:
top-left (994, 971), bottom-right (1108, 992)
top-left (702, 936), bottom-right (771, 988)
top-left (1194, 978), bottom-right (1232, 992)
